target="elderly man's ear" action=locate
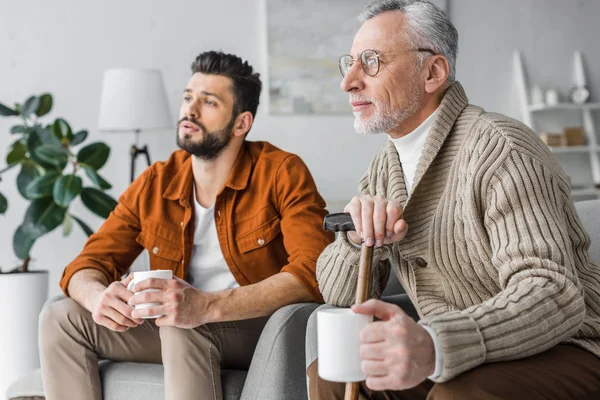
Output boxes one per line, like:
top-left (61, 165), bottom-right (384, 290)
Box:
top-left (424, 55), bottom-right (450, 94)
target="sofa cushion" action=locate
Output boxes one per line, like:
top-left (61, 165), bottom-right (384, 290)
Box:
top-left (6, 363), bottom-right (247, 400)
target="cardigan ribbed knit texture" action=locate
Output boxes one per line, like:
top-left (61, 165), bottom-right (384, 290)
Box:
top-left (316, 82), bottom-right (600, 382)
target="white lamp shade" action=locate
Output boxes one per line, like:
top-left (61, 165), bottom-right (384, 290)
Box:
top-left (98, 68), bottom-right (172, 131)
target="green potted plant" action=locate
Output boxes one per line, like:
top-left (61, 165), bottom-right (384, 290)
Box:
top-left (0, 93), bottom-right (118, 394)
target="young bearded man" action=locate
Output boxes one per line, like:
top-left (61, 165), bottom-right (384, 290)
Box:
top-left (38, 51), bottom-right (333, 400)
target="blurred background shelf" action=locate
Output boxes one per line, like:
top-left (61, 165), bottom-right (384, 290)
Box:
top-left (529, 102), bottom-right (600, 112)
top-left (514, 50), bottom-right (600, 200)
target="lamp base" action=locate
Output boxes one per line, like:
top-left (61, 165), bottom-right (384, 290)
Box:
top-left (130, 144), bottom-right (151, 182)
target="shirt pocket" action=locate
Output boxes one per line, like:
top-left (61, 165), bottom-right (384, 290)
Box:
top-left (236, 210), bottom-right (282, 253)
top-left (136, 230), bottom-right (183, 270)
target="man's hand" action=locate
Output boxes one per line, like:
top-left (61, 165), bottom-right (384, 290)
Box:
top-left (352, 299), bottom-right (435, 391)
top-left (344, 195), bottom-right (408, 247)
top-left (89, 274), bottom-right (144, 332)
top-left (130, 277), bottom-right (212, 328)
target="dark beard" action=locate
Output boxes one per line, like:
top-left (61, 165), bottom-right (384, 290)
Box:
top-left (176, 116), bottom-right (235, 160)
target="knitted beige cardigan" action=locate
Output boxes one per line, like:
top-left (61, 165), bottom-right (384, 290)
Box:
top-left (316, 82), bottom-right (600, 382)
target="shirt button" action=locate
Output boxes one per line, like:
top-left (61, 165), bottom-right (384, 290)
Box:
top-left (415, 257), bottom-right (427, 268)
top-left (152, 247), bottom-right (159, 255)
top-left (257, 238), bottom-right (265, 246)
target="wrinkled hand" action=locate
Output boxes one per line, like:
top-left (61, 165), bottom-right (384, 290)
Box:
top-left (352, 299), bottom-right (435, 391)
top-left (90, 274), bottom-right (143, 332)
top-left (129, 276), bottom-right (211, 328)
top-left (344, 195), bottom-right (408, 247)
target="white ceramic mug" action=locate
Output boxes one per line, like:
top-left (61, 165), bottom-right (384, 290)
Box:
top-left (317, 308), bottom-right (373, 382)
top-left (127, 270), bottom-right (173, 319)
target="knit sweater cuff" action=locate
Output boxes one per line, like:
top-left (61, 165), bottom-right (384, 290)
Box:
top-left (418, 312), bottom-right (486, 382)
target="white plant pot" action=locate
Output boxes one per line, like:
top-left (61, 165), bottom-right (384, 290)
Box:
top-left (0, 271), bottom-right (49, 397)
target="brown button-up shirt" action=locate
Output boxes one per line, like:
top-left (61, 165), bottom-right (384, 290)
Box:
top-left (60, 141), bottom-right (334, 302)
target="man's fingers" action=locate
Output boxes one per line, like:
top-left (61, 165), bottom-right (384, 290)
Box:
top-left (385, 201), bottom-right (403, 237)
top-left (384, 219), bottom-right (408, 244)
top-left (132, 278), bottom-right (169, 292)
top-left (121, 273), bottom-right (134, 287)
top-left (361, 359), bottom-right (388, 376)
top-left (345, 197), bottom-right (363, 239)
top-left (359, 341), bottom-right (389, 361)
top-left (358, 321), bottom-right (387, 344)
top-left (366, 375), bottom-right (395, 392)
top-left (130, 291), bottom-right (163, 306)
top-left (361, 200), bottom-right (375, 247)
top-left (103, 307), bottom-right (138, 329)
top-left (352, 299), bottom-right (405, 321)
top-left (97, 316), bottom-right (129, 332)
top-left (111, 299), bottom-right (143, 325)
top-left (373, 199), bottom-right (387, 247)
top-left (132, 305), bottom-right (165, 319)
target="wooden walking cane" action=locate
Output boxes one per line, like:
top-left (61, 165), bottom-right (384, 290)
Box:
top-left (324, 213), bottom-right (375, 400)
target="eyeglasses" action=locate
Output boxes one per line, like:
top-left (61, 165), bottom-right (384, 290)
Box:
top-left (338, 48), bottom-right (436, 78)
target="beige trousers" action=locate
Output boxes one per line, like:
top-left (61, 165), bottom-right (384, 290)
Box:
top-left (38, 298), bottom-right (267, 400)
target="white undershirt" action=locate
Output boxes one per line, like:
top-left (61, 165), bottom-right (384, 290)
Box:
top-left (187, 186), bottom-right (239, 293)
top-left (390, 108), bottom-right (444, 380)
top-left (388, 107), bottom-right (439, 194)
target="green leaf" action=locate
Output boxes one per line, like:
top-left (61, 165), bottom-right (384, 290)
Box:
top-left (17, 162), bottom-right (41, 199)
top-left (34, 144), bottom-right (69, 168)
top-left (52, 118), bottom-right (73, 142)
top-left (77, 142), bottom-right (110, 170)
top-left (71, 130), bottom-right (88, 146)
top-left (13, 225), bottom-right (36, 260)
top-left (62, 213), bottom-right (73, 236)
top-left (6, 141), bottom-right (27, 165)
top-left (0, 192), bottom-right (7, 214)
top-left (22, 197), bottom-right (66, 238)
top-left (24, 171), bottom-right (61, 199)
top-left (10, 125), bottom-right (27, 134)
top-left (0, 102), bottom-right (18, 116)
top-left (83, 166), bottom-right (112, 190)
top-left (53, 174), bottom-right (83, 207)
top-left (36, 93), bottom-right (53, 117)
top-left (28, 126), bottom-right (62, 168)
top-left (70, 214), bottom-right (94, 236)
top-left (80, 187), bottom-right (117, 219)
top-left (22, 96), bottom-right (40, 118)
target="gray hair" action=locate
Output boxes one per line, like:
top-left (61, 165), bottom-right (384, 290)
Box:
top-left (359, 0), bottom-right (458, 82)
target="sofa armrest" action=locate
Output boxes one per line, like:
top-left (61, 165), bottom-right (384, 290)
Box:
top-left (241, 302), bottom-right (320, 400)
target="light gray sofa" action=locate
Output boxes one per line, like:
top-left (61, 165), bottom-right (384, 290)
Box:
top-left (6, 301), bottom-right (319, 400)
top-left (306, 199), bottom-right (600, 371)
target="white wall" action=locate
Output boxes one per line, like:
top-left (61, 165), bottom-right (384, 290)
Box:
top-left (1, 0), bottom-right (600, 299)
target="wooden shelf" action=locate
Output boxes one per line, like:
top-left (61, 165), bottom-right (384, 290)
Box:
top-left (529, 102), bottom-right (600, 112)
top-left (549, 146), bottom-right (596, 154)
top-left (571, 187), bottom-right (600, 197)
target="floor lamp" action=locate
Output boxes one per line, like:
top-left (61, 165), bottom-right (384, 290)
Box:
top-left (98, 69), bottom-right (172, 182)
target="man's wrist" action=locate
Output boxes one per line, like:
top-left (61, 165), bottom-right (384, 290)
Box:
top-left (201, 290), bottom-right (226, 324)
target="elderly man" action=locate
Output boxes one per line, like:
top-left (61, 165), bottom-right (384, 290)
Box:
top-left (38, 50), bottom-right (333, 400)
top-left (308, 1), bottom-right (600, 399)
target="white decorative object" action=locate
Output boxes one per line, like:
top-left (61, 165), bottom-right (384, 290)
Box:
top-left (570, 51), bottom-right (590, 105)
top-left (0, 272), bottom-right (48, 396)
top-left (545, 89), bottom-right (559, 106)
top-left (531, 85), bottom-right (544, 106)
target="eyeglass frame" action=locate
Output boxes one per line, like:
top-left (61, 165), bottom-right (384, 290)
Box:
top-left (338, 48), bottom-right (437, 78)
